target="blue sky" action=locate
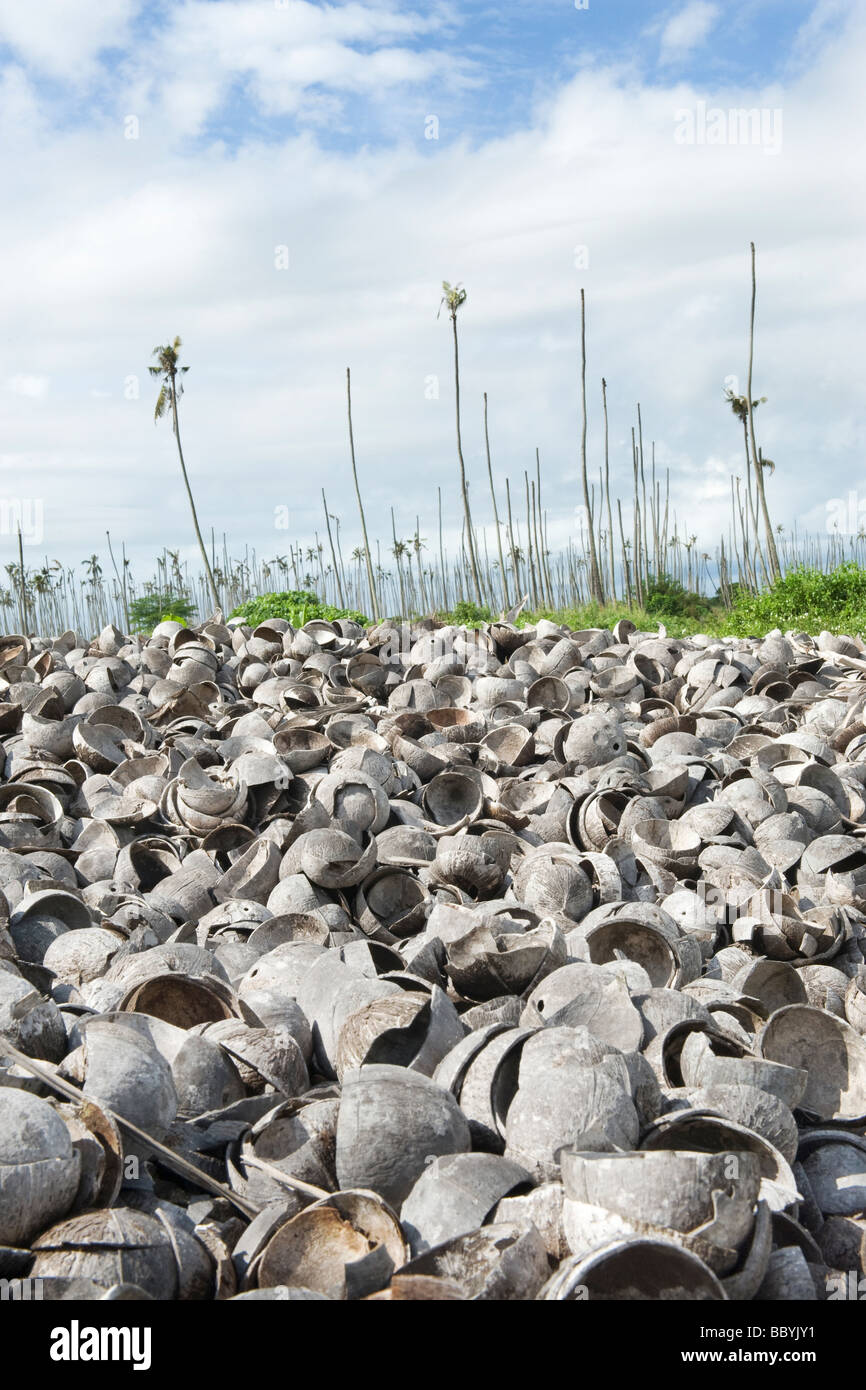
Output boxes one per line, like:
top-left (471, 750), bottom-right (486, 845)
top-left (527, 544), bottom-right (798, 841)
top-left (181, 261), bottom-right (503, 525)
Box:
top-left (0, 0), bottom-right (863, 587)
top-left (0, 1), bottom-right (829, 149)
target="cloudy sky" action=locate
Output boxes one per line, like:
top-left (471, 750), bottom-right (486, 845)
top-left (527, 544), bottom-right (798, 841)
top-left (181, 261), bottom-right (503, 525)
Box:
top-left (0, 0), bottom-right (863, 591)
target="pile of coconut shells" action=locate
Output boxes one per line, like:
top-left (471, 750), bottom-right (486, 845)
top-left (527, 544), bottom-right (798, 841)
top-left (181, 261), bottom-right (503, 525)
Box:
top-left (2, 612), bottom-right (866, 1300)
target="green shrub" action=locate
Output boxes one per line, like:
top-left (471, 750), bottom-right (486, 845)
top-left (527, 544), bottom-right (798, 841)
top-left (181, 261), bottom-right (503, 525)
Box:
top-left (441, 600), bottom-right (491, 627)
top-left (723, 563), bottom-right (866, 636)
top-left (643, 574), bottom-right (714, 622)
top-left (129, 592), bottom-right (196, 633)
top-left (229, 590), bottom-right (368, 629)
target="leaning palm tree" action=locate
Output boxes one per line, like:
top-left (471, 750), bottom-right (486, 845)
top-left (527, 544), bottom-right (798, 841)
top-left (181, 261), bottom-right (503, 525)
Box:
top-left (149, 337), bottom-right (221, 614)
top-left (439, 282), bottom-right (483, 606)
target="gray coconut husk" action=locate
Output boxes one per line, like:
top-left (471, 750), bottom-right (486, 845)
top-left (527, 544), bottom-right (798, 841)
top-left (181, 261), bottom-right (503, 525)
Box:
top-left (11, 610), bottom-right (866, 1304)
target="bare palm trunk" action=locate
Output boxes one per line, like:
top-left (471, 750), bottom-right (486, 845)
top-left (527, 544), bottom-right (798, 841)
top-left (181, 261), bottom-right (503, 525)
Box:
top-left (743, 418), bottom-right (770, 587)
top-left (438, 487), bottom-right (448, 610)
top-left (637, 404), bottom-right (650, 585)
top-left (536, 449), bottom-right (555, 605)
top-left (602, 379), bottom-right (616, 603)
top-left (346, 368), bottom-right (380, 621)
top-left (525, 471), bottom-right (540, 608)
top-left (414, 518), bottom-right (428, 613)
top-left (322, 491), bottom-right (345, 607)
top-left (531, 469), bottom-right (549, 606)
top-left (169, 374), bottom-right (221, 613)
top-left (631, 432), bottom-right (643, 608)
top-left (617, 499), bottom-right (632, 608)
top-left (391, 507), bottom-right (406, 616)
top-left (483, 393), bottom-right (509, 610)
top-left (449, 309), bottom-right (483, 604)
top-left (16, 527), bottom-right (28, 632)
top-left (746, 243), bottom-right (780, 581)
top-left (579, 290), bottom-right (604, 601)
top-left (505, 477), bottom-right (522, 600)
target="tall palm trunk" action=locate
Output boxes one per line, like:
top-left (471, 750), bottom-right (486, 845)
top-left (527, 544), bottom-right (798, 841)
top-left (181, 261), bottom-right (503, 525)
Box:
top-left (579, 290), bottom-right (604, 602)
top-left (321, 490), bottom-right (345, 607)
top-left (169, 372), bottom-right (221, 613)
top-left (505, 478), bottom-right (522, 600)
top-left (414, 518), bottom-right (428, 613)
top-left (346, 368), bottom-right (380, 621)
top-left (536, 449), bottom-right (555, 605)
top-left (391, 508), bottom-right (406, 616)
top-left (438, 487), bottom-right (448, 610)
top-left (602, 379), bottom-right (617, 602)
top-left (483, 393), bottom-right (510, 610)
top-left (449, 308), bottom-right (483, 605)
top-left (16, 527), bottom-right (28, 632)
top-left (742, 418), bottom-right (770, 587)
top-left (524, 471), bottom-right (540, 608)
top-left (747, 243), bottom-right (780, 581)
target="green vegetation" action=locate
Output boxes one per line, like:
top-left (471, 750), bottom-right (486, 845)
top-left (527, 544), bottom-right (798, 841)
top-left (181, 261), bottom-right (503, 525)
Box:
top-left (110, 567), bottom-right (866, 643)
top-left (520, 566), bottom-right (866, 639)
top-left (441, 599), bottom-right (492, 627)
top-left (129, 592), bottom-right (197, 633)
top-left (642, 574), bottom-right (717, 624)
top-left (722, 563), bottom-right (866, 637)
top-left (229, 590), bottom-right (368, 629)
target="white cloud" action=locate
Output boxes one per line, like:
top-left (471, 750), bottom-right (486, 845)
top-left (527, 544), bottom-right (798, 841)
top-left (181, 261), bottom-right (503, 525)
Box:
top-left (660, 2), bottom-right (720, 62)
top-left (0, 2), bottom-right (863, 588)
top-left (119, 0), bottom-right (469, 134)
top-left (5, 374), bottom-right (49, 398)
top-left (0, 0), bottom-right (140, 78)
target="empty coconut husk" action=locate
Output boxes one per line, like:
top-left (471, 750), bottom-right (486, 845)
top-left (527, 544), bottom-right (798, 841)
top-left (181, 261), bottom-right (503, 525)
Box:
top-left (2, 611), bottom-right (866, 1301)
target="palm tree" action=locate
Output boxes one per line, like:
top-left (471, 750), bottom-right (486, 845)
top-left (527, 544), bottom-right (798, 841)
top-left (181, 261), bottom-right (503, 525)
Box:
top-left (439, 282), bottom-right (483, 605)
top-left (82, 554), bottom-right (102, 592)
top-left (149, 337), bottom-right (221, 613)
top-left (391, 524), bottom-right (410, 616)
top-left (744, 243), bottom-right (780, 580)
top-left (413, 523), bottom-right (429, 613)
top-left (725, 385), bottom-right (770, 587)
